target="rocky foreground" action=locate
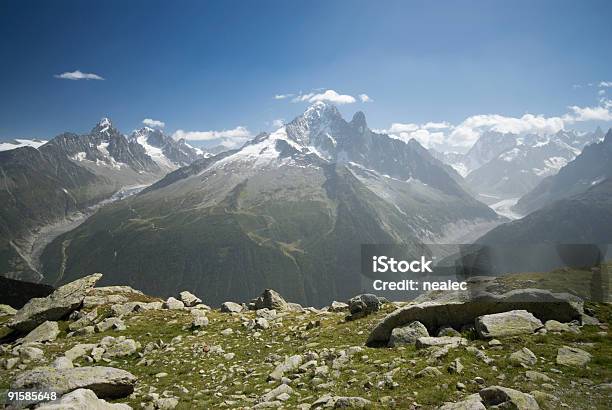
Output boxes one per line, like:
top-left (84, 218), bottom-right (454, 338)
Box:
top-left (0, 273), bottom-right (610, 409)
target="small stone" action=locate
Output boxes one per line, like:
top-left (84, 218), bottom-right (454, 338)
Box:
top-left (556, 346), bottom-right (592, 367)
top-left (525, 371), bottom-right (553, 383)
top-left (415, 366), bottom-right (443, 378)
top-left (51, 356), bottom-right (74, 369)
top-left (329, 301), bottom-right (349, 312)
top-left (509, 347), bottom-right (537, 367)
top-left (388, 321), bottom-right (429, 347)
top-left (220, 301), bottom-right (243, 313)
top-left (163, 297), bottom-right (185, 310)
top-left (179, 291), bottom-right (201, 307)
top-left (448, 358), bottom-right (464, 374)
top-left (260, 383), bottom-right (293, 403)
top-left (191, 315), bottom-right (209, 328)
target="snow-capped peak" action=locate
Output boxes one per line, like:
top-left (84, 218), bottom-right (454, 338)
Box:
top-left (98, 117), bottom-right (112, 128)
top-left (302, 101), bottom-right (340, 122)
top-left (93, 117), bottom-right (114, 135)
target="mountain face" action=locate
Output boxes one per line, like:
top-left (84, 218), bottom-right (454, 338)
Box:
top-left (513, 128), bottom-right (612, 215)
top-left (445, 131), bottom-right (518, 177)
top-left (129, 127), bottom-right (203, 169)
top-left (40, 102), bottom-right (500, 306)
top-left (467, 178), bottom-right (612, 276)
top-left (479, 178), bottom-right (612, 244)
top-left (0, 119), bottom-right (181, 282)
top-left (439, 129), bottom-right (602, 204)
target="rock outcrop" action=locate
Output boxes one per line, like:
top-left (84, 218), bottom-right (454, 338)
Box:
top-left (34, 388), bottom-right (132, 409)
top-left (366, 288), bottom-right (582, 346)
top-left (12, 366), bottom-right (137, 402)
top-left (9, 274), bottom-right (103, 332)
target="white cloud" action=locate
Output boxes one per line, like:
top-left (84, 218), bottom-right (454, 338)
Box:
top-left (599, 81), bottom-right (612, 88)
top-left (359, 93), bottom-right (373, 103)
top-left (274, 94), bottom-right (294, 100)
top-left (292, 89), bottom-right (357, 104)
top-left (599, 89), bottom-right (606, 96)
top-left (564, 104), bottom-right (612, 122)
top-left (383, 113), bottom-right (570, 150)
top-left (383, 123), bottom-right (452, 149)
top-left (272, 119), bottom-right (285, 128)
top-left (423, 121), bottom-right (451, 130)
top-left (142, 118), bottom-right (165, 129)
top-left (387, 123), bottom-right (419, 133)
top-left (54, 70), bottom-right (104, 81)
top-left (172, 126), bottom-right (251, 141)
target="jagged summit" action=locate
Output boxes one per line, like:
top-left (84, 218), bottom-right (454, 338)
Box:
top-left (350, 111), bottom-right (367, 131)
top-left (91, 117), bottom-right (116, 135)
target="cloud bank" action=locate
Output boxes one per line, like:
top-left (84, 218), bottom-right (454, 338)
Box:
top-left (172, 126), bottom-right (252, 150)
top-left (381, 97), bottom-right (612, 150)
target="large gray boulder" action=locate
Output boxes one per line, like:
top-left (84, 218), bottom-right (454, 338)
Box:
top-left (34, 388), bottom-right (132, 409)
top-left (21, 321), bottom-right (60, 344)
top-left (388, 321), bottom-right (429, 347)
top-left (475, 310), bottom-right (543, 338)
top-left (347, 294), bottom-right (381, 320)
top-left (220, 302), bottom-right (243, 313)
top-left (253, 289), bottom-right (289, 311)
top-left (12, 366), bottom-right (137, 402)
top-left (479, 386), bottom-right (540, 409)
top-left (179, 291), bottom-right (201, 307)
top-left (366, 288), bottom-right (581, 346)
top-left (9, 274), bottom-right (103, 332)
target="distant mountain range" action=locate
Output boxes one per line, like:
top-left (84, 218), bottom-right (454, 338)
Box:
top-left (514, 129), bottom-right (612, 215)
top-left (39, 102), bottom-right (500, 306)
top-left (433, 128), bottom-right (604, 205)
top-left (0, 118), bottom-right (204, 281)
top-left (466, 132), bottom-right (612, 276)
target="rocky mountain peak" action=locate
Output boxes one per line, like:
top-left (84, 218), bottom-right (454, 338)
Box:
top-left (300, 101), bottom-right (342, 126)
top-left (604, 128), bottom-right (612, 144)
top-left (91, 117), bottom-right (118, 136)
top-left (350, 111), bottom-right (367, 132)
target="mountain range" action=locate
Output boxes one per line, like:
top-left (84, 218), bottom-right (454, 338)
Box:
top-left (0, 119), bottom-right (203, 282)
top-left (2, 104), bottom-right (611, 307)
top-left (514, 128), bottom-right (612, 215)
top-left (38, 102), bottom-right (501, 306)
top-left (434, 128), bottom-right (604, 207)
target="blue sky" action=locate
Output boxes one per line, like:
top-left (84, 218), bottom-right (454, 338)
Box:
top-left (1, 0), bottom-right (611, 150)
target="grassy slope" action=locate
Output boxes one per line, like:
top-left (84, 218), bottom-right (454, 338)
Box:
top-left (0, 272), bottom-right (610, 409)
